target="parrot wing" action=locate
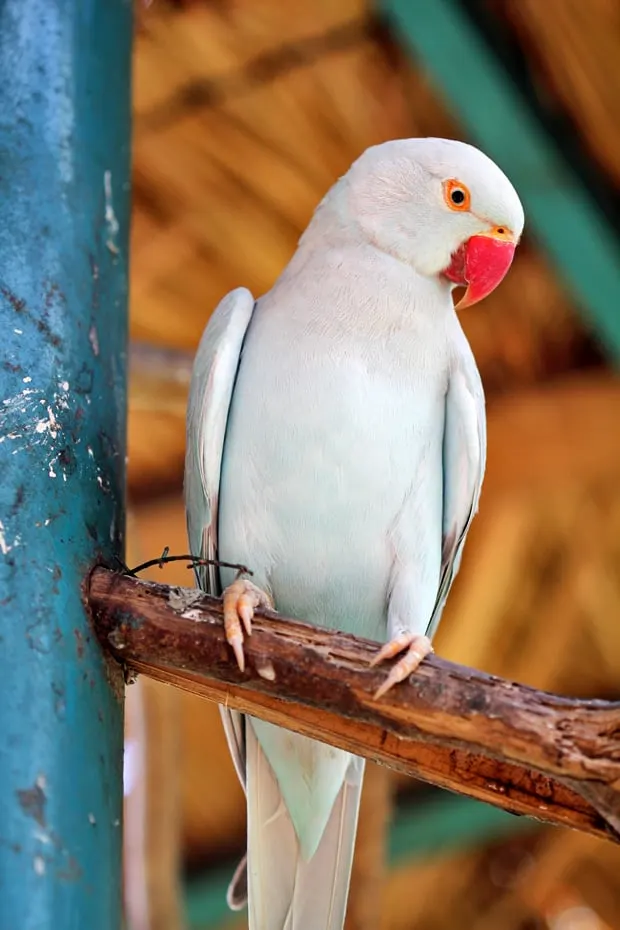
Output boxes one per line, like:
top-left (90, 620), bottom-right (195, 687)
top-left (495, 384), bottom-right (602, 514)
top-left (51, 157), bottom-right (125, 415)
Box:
top-left (185, 285), bottom-right (255, 596)
top-left (184, 285), bottom-right (255, 791)
top-left (427, 356), bottom-right (486, 638)
top-left (185, 286), bottom-right (364, 928)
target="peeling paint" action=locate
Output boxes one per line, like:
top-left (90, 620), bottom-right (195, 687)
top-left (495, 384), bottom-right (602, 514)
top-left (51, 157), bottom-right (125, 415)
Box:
top-left (16, 775), bottom-right (47, 828)
top-left (0, 521), bottom-right (9, 555)
top-left (0, 520), bottom-right (21, 554)
top-left (103, 171), bottom-right (119, 255)
top-left (0, 382), bottom-right (77, 482)
top-left (26, 617), bottom-right (53, 655)
top-left (89, 324), bottom-right (100, 357)
top-left (51, 682), bottom-right (66, 720)
top-left (74, 629), bottom-right (85, 660)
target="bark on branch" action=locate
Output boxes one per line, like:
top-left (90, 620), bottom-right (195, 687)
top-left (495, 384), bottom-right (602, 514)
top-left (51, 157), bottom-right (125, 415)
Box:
top-left (89, 567), bottom-right (620, 845)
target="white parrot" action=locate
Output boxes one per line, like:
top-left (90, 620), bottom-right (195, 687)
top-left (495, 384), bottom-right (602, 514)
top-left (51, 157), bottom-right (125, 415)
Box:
top-left (185, 137), bottom-right (524, 930)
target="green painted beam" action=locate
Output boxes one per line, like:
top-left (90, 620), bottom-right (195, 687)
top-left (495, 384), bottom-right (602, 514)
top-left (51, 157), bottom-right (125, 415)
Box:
top-left (0, 2), bottom-right (132, 928)
top-left (184, 794), bottom-right (536, 929)
top-left (387, 792), bottom-right (533, 866)
top-left (380, 0), bottom-right (620, 361)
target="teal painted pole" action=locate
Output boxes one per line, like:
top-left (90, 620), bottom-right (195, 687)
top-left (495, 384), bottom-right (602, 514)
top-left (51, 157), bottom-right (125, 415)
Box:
top-left (381, 0), bottom-right (620, 361)
top-left (0, 2), bottom-right (132, 928)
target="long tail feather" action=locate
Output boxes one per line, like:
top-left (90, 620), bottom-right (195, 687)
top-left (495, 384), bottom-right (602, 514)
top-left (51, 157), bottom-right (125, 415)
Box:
top-left (246, 723), bottom-right (364, 930)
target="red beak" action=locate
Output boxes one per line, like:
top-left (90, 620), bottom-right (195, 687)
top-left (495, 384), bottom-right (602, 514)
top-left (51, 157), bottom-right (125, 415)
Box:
top-left (443, 231), bottom-right (517, 309)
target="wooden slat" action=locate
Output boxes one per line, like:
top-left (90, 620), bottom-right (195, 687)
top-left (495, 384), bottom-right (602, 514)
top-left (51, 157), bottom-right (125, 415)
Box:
top-left (501, 0), bottom-right (620, 187)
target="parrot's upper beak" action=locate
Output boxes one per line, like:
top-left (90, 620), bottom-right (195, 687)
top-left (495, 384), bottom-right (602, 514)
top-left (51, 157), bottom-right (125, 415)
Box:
top-left (443, 226), bottom-right (517, 309)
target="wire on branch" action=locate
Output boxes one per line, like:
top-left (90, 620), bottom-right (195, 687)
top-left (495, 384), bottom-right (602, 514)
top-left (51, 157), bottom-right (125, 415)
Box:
top-left (88, 566), bottom-right (620, 846)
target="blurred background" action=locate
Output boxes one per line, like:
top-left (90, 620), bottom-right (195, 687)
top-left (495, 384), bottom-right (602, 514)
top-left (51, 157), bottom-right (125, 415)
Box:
top-left (124, 2), bottom-right (620, 929)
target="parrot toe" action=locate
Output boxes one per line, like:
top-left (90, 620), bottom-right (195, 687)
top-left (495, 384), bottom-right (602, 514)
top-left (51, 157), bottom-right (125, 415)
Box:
top-left (371, 634), bottom-right (433, 699)
top-left (222, 578), bottom-right (273, 672)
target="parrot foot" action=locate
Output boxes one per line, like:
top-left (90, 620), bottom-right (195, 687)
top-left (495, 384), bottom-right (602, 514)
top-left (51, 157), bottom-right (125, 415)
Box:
top-left (370, 633), bottom-right (433, 699)
top-left (222, 578), bottom-right (273, 672)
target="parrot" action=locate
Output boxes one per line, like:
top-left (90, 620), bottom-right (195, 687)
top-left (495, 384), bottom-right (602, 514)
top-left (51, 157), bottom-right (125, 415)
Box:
top-left (184, 137), bottom-right (524, 930)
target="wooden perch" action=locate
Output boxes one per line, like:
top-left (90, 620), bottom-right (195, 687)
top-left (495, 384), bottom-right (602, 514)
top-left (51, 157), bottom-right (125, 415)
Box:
top-left (89, 567), bottom-right (620, 846)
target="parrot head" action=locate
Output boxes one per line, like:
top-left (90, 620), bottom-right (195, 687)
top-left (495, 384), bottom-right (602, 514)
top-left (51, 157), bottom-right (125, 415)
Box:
top-left (328, 137), bottom-right (524, 308)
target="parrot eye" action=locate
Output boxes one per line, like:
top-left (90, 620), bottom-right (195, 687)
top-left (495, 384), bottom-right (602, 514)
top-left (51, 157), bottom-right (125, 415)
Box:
top-left (443, 179), bottom-right (471, 212)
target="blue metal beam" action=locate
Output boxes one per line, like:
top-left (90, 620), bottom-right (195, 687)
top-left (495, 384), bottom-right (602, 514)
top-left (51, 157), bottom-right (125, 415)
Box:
top-left (0, 2), bottom-right (132, 928)
top-left (381, 0), bottom-right (620, 361)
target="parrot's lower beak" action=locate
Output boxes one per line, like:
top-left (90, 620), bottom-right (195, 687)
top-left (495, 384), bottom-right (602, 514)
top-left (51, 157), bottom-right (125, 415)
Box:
top-left (443, 228), bottom-right (517, 309)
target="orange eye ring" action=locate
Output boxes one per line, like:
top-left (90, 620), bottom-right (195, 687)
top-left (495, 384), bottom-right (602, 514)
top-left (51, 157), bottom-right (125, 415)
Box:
top-left (443, 179), bottom-right (471, 212)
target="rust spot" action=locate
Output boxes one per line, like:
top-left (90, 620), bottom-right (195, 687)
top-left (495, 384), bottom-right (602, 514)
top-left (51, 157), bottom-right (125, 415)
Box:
top-left (85, 522), bottom-right (99, 543)
top-left (98, 430), bottom-right (117, 459)
top-left (1, 286), bottom-right (26, 313)
top-left (51, 566), bottom-right (62, 595)
top-left (26, 617), bottom-right (52, 654)
top-left (35, 509), bottom-right (64, 529)
top-left (57, 855), bottom-right (82, 883)
top-left (9, 485), bottom-right (25, 517)
top-left (75, 363), bottom-right (93, 395)
top-left (52, 682), bottom-right (66, 719)
top-left (58, 447), bottom-right (77, 476)
top-left (0, 286), bottom-right (62, 347)
top-left (36, 319), bottom-right (61, 347)
top-left (74, 629), bottom-right (85, 660)
top-left (16, 780), bottom-right (47, 828)
top-left (43, 281), bottom-right (66, 311)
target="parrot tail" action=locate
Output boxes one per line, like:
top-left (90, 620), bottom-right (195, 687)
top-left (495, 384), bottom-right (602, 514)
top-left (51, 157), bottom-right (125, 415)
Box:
top-left (245, 722), bottom-right (364, 930)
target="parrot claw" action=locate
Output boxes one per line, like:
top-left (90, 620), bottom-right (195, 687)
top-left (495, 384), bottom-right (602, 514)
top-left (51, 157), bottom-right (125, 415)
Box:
top-left (371, 633), bottom-right (433, 699)
top-left (228, 633), bottom-right (246, 673)
top-left (222, 578), bottom-right (273, 671)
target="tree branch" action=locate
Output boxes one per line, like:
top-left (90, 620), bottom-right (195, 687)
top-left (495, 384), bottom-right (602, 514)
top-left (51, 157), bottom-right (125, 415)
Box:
top-left (89, 567), bottom-right (620, 845)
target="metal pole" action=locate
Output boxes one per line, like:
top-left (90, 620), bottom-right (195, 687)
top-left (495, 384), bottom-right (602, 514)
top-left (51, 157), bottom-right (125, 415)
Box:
top-left (0, 2), bottom-right (132, 928)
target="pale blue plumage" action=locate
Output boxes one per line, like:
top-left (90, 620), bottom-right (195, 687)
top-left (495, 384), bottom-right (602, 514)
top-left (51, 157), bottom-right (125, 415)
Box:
top-left (185, 137), bottom-right (523, 930)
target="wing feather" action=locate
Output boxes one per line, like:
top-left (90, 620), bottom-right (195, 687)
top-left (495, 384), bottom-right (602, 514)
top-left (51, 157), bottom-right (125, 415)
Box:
top-left (427, 361), bottom-right (486, 638)
top-left (184, 286), bottom-right (255, 789)
top-left (185, 286), bottom-right (255, 592)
